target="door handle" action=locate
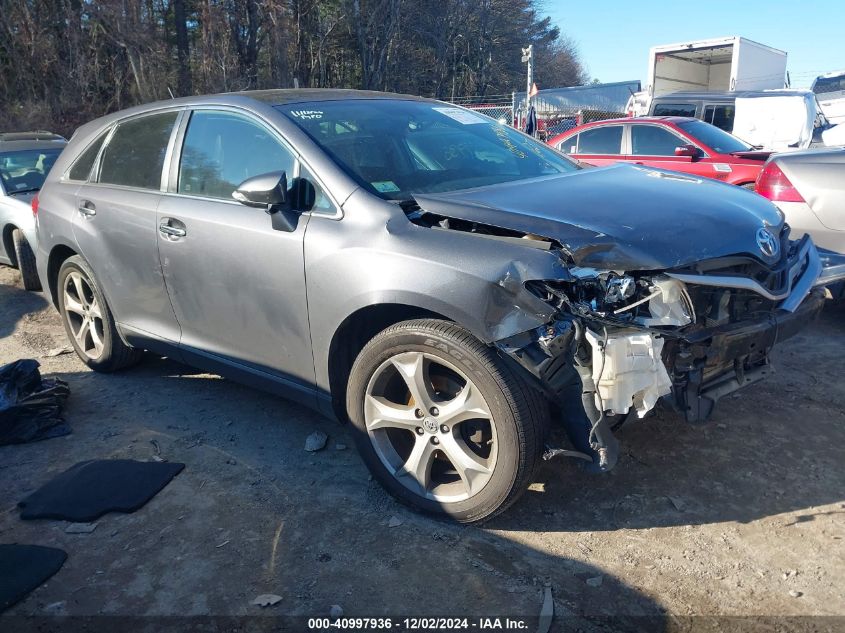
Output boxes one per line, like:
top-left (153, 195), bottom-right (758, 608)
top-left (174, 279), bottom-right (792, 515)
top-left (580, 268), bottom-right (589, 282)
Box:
top-left (78, 201), bottom-right (96, 216)
top-left (159, 223), bottom-right (187, 238)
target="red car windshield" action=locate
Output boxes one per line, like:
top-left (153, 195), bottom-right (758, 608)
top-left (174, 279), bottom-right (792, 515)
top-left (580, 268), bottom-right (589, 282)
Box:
top-left (676, 120), bottom-right (752, 154)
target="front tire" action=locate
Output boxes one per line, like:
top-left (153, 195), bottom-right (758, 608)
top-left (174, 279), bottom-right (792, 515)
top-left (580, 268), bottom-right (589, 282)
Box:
top-left (346, 319), bottom-right (547, 523)
top-left (11, 229), bottom-right (41, 291)
top-left (57, 256), bottom-right (142, 372)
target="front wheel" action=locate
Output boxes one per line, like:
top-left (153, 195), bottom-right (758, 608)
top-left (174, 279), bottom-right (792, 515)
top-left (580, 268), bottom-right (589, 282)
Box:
top-left (346, 319), bottom-right (547, 523)
top-left (57, 255), bottom-right (142, 372)
top-left (11, 229), bottom-right (41, 291)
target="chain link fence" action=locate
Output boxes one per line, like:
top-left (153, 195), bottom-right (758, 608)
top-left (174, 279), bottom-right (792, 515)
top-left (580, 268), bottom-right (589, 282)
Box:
top-left (446, 93), bottom-right (627, 142)
top-left (447, 82), bottom-right (638, 142)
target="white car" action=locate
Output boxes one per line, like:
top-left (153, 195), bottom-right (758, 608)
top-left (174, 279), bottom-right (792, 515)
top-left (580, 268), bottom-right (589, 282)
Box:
top-left (0, 132), bottom-right (66, 290)
top-left (755, 147), bottom-right (845, 255)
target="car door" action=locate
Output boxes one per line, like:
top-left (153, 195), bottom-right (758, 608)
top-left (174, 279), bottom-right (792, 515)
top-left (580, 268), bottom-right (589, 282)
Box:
top-left (625, 123), bottom-right (712, 179)
top-left (156, 108), bottom-right (316, 398)
top-left (72, 109), bottom-right (184, 347)
top-left (570, 125), bottom-right (624, 166)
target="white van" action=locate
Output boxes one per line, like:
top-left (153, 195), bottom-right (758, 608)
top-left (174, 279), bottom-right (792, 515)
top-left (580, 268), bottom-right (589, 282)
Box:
top-left (648, 90), bottom-right (830, 150)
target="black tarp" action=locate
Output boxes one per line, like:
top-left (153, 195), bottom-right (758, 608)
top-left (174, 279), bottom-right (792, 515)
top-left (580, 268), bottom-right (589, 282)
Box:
top-left (0, 359), bottom-right (70, 446)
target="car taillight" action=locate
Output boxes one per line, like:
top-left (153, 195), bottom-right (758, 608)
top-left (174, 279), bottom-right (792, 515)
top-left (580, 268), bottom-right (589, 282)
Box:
top-left (755, 162), bottom-right (805, 203)
top-left (31, 193), bottom-right (39, 216)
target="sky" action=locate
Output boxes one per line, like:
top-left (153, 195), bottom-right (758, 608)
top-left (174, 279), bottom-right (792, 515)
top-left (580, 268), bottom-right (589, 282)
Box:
top-left (544, 0), bottom-right (845, 88)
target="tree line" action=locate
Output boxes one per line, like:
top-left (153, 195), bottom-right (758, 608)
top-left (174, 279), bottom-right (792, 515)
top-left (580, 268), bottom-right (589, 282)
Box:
top-left (0, 0), bottom-right (585, 137)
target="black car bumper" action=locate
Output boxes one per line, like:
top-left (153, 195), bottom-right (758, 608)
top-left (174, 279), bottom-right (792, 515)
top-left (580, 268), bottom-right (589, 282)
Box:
top-left (667, 288), bottom-right (826, 423)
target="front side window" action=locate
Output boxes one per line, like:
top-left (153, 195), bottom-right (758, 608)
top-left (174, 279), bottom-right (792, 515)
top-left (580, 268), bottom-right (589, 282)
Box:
top-left (0, 148), bottom-right (63, 194)
top-left (652, 103), bottom-right (697, 117)
top-left (630, 125), bottom-right (683, 156)
top-left (67, 131), bottom-right (109, 182)
top-left (703, 104), bottom-right (735, 132)
top-left (577, 126), bottom-right (623, 155)
top-left (98, 112), bottom-right (179, 189)
top-left (277, 100), bottom-right (578, 201)
top-left (178, 110), bottom-right (295, 200)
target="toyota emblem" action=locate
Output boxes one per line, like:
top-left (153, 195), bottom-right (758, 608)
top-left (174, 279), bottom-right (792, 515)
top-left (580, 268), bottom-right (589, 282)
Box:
top-left (756, 228), bottom-right (779, 258)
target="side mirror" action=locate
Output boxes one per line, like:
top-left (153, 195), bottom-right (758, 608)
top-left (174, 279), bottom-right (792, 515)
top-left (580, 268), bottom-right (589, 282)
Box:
top-left (233, 171), bottom-right (299, 232)
top-left (233, 171), bottom-right (289, 208)
top-left (674, 144), bottom-right (699, 158)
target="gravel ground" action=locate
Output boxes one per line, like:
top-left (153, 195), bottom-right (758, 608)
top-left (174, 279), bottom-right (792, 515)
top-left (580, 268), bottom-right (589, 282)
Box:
top-left (1, 264), bottom-right (843, 628)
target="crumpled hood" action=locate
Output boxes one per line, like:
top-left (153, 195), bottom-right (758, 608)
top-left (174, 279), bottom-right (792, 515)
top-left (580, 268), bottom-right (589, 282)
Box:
top-left (413, 164), bottom-right (784, 271)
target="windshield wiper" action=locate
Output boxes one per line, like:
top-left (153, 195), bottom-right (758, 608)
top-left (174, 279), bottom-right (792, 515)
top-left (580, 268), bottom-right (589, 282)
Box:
top-left (8, 187), bottom-right (40, 195)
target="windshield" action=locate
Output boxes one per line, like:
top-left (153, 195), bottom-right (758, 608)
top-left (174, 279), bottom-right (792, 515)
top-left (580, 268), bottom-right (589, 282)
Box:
top-left (812, 74), bottom-right (845, 95)
top-left (277, 99), bottom-right (578, 200)
top-left (0, 148), bottom-right (63, 193)
top-left (676, 120), bottom-right (752, 153)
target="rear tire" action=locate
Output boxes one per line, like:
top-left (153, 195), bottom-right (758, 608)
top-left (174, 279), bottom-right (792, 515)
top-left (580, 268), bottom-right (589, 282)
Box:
top-left (346, 319), bottom-right (548, 523)
top-left (11, 229), bottom-right (41, 291)
top-left (57, 255), bottom-right (142, 372)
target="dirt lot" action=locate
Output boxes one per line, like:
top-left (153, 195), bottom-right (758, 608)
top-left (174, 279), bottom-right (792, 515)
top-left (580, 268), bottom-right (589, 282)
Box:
top-left (1, 263), bottom-right (844, 627)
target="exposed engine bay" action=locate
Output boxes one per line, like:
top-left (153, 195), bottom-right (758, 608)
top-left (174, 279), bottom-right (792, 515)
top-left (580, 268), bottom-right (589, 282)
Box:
top-left (408, 205), bottom-right (828, 472)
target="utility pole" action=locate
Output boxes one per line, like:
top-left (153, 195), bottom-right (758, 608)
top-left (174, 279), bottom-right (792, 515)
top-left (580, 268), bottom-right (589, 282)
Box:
top-left (521, 44), bottom-right (534, 113)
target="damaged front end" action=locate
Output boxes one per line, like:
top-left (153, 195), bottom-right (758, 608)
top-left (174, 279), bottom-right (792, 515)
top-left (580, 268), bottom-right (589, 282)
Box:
top-left (495, 232), bottom-right (826, 472)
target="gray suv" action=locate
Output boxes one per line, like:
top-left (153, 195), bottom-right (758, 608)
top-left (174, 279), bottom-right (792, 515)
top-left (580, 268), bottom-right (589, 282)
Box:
top-left (35, 90), bottom-right (837, 522)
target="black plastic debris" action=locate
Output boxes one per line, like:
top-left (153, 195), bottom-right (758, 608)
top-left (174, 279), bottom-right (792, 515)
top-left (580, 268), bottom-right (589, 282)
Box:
top-left (19, 459), bottom-right (185, 522)
top-left (0, 544), bottom-right (67, 612)
top-left (0, 359), bottom-right (70, 446)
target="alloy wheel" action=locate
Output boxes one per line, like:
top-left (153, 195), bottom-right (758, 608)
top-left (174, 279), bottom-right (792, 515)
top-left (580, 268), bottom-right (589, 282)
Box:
top-left (63, 271), bottom-right (105, 359)
top-left (364, 351), bottom-right (498, 503)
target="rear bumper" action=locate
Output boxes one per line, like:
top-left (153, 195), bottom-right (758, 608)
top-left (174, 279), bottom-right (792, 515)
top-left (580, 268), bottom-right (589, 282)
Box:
top-left (668, 287), bottom-right (826, 422)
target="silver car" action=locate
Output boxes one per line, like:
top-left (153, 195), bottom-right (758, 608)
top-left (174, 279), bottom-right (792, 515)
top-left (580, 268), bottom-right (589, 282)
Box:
top-left (0, 132), bottom-right (66, 289)
top-left (755, 147), bottom-right (845, 254)
top-left (34, 90), bottom-right (838, 522)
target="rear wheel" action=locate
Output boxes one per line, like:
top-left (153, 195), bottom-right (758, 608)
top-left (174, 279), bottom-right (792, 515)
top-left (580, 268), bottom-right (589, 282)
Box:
top-left (57, 256), bottom-right (142, 371)
top-left (346, 319), bottom-right (547, 523)
top-left (11, 229), bottom-right (41, 291)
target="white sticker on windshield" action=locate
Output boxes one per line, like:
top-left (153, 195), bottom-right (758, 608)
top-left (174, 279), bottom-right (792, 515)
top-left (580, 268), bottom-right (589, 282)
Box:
top-left (290, 109), bottom-right (323, 120)
top-left (372, 180), bottom-right (400, 193)
top-left (432, 107), bottom-right (487, 125)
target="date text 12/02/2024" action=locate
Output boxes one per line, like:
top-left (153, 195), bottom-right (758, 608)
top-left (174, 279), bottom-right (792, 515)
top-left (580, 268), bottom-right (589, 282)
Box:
top-left (307, 617), bottom-right (533, 630)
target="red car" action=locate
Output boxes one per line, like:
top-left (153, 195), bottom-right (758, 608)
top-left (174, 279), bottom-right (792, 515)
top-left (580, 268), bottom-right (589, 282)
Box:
top-left (548, 117), bottom-right (771, 188)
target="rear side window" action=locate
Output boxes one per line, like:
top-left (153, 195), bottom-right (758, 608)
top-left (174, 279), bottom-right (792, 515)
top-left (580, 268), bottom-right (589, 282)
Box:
top-left (577, 126), bottom-right (623, 155)
top-left (652, 103), bottom-right (697, 117)
top-left (178, 110), bottom-right (295, 200)
top-left (703, 104), bottom-right (735, 132)
top-left (631, 125), bottom-right (682, 155)
top-left (98, 112), bottom-right (179, 190)
top-left (67, 131), bottom-right (109, 181)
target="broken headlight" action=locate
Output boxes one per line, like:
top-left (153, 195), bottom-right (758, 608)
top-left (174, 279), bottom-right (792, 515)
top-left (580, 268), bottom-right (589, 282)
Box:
top-left (526, 271), bottom-right (695, 327)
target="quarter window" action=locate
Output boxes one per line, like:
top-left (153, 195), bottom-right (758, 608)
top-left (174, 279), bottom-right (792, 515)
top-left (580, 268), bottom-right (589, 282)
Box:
top-left (178, 110), bottom-right (295, 200)
top-left (67, 131), bottom-right (109, 181)
top-left (630, 125), bottom-right (683, 156)
top-left (298, 165), bottom-right (337, 215)
top-left (577, 126), bottom-right (623, 155)
top-left (98, 112), bottom-right (178, 189)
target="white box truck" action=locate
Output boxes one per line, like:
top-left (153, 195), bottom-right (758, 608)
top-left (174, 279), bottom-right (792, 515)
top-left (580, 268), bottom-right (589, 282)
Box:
top-left (646, 36), bottom-right (787, 98)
